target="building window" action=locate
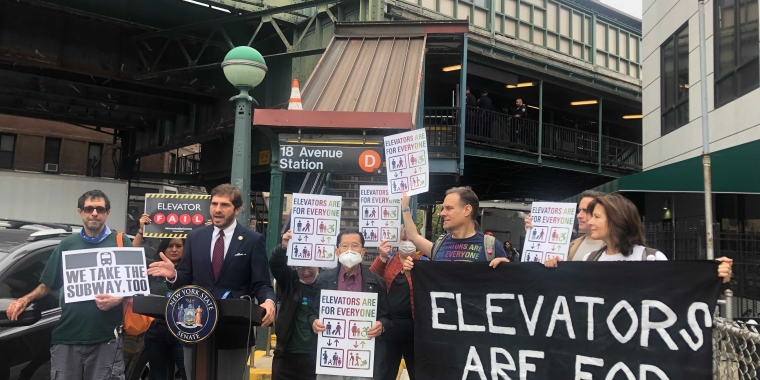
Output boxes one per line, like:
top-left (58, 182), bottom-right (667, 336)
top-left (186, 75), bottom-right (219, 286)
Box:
top-left (87, 143), bottom-right (103, 177)
top-left (169, 153), bottom-right (177, 174)
top-left (715, 0), bottom-right (760, 108)
top-left (661, 23), bottom-right (689, 135)
top-left (0, 134), bottom-right (15, 169)
top-left (44, 138), bottom-right (61, 166)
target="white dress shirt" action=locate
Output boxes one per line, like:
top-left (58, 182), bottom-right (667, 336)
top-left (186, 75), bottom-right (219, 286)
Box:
top-left (210, 220), bottom-right (237, 261)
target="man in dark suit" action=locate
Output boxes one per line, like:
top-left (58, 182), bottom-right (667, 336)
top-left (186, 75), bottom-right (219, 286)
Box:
top-left (148, 184), bottom-right (275, 380)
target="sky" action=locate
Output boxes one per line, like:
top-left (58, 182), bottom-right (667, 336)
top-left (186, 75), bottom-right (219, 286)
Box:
top-left (601, 0), bottom-right (643, 19)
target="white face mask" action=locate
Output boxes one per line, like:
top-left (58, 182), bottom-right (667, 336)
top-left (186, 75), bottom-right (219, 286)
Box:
top-left (398, 241), bottom-right (416, 255)
top-left (338, 250), bottom-right (363, 269)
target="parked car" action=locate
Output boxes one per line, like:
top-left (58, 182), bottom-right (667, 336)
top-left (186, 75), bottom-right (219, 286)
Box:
top-left (0, 233), bottom-right (150, 380)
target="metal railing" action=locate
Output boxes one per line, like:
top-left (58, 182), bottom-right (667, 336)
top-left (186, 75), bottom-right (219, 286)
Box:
top-left (450, 106), bottom-right (642, 170)
top-left (423, 107), bottom-right (459, 154)
top-left (175, 153), bottom-right (200, 175)
top-left (645, 222), bottom-right (760, 318)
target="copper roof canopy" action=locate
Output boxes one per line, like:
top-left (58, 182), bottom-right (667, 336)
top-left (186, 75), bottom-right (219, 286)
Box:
top-left (253, 20), bottom-right (468, 131)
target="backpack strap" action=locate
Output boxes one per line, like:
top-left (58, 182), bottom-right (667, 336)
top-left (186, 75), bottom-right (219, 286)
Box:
top-left (585, 249), bottom-right (604, 262)
top-left (116, 232), bottom-right (124, 248)
top-left (430, 233), bottom-right (449, 261)
top-left (642, 247), bottom-right (658, 261)
top-left (484, 234), bottom-right (496, 262)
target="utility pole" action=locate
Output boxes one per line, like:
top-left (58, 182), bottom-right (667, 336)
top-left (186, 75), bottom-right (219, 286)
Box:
top-left (698, 0), bottom-right (715, 260)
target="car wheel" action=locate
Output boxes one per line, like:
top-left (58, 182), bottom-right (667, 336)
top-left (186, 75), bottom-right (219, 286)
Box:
top-left (127, 351), bottom-right (150, 380)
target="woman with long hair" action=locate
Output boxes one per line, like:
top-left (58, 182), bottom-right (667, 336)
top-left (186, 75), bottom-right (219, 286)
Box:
top-left (503, 240), bottom-right (520, 263)
top-left (145, 237), bottom-right (188, 380)
top-left (544, 194), bottom-right (732, 283)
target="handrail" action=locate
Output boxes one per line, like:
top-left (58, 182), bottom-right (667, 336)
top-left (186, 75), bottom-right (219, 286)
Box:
top-left (446, 106), bottom-right (642, 170)
top-left (281, 173), bottom-right (329, 234)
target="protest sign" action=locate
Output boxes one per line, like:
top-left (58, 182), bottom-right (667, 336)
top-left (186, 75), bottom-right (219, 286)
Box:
top-left (411, 261), bottom-right (721, 380)
top-left (144, 194), bottom-right (211, 238)
top-left (62, 247), bottom-right (151, 303)
top-left (383, 129), bottom-right (429, 198)
top-left (359, 185), bottom-right (402, 248)
top-left (288, 193), bottom-right (342, 267)
top-left (316, 290), bottom-right (378, 378)
top-left (522, 202), bottom-right (577, 263)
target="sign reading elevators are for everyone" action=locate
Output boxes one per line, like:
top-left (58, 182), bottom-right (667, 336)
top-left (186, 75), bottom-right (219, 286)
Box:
top-left (359, 185), bottom-right (402, 248)
top-left (62, 247), bottom-right (151, 303)
top-left (316, 290), bottom-right (378, 378)
top-left (288, 193), bottom-right (343, 267)
top-left (383, 129), bottom-right (429, 198)
top-left (522, 202), bottom-right (577, 264)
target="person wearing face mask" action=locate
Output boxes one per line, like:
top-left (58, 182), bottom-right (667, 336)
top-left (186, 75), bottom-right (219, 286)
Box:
top-left (308, 228), bottom-right (391, 380)
top-left (269, 230), bottom-right (320, 380)
top-left (369, 229), bottom-right (418, 380)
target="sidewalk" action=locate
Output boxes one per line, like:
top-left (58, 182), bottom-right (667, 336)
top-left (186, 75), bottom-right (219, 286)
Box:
top-left (249, 351), bottom-right (411, 380)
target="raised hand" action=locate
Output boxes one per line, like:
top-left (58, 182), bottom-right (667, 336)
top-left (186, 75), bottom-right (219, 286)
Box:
top-left (147, 252), bottom-right (176, 279)
top-left (282, 230), bottom-right (293, 249)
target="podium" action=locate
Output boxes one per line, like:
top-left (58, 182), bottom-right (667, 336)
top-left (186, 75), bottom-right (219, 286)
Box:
top-left (133, 294), bottom-right (266, 380)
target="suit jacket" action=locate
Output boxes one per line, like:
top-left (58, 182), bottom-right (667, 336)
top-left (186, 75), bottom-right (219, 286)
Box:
top-left (171, 223), bottom-right (276, 349)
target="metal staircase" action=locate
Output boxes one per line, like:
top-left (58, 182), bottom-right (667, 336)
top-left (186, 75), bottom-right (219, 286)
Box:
top-left (251, 191), bottom-right (268, 235)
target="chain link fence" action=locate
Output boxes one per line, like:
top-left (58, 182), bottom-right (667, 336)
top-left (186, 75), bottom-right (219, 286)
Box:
top-left (714, 290), bottom-right (760, 379)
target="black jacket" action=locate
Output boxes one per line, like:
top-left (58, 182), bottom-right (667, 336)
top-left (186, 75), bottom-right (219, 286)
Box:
top-left (307, 264), bottom-right (392, 380)
top-left (269, 245), bottom-right (315, 357)
top-left (466, 92), bottom-right (477, 107)
top-left (171, 223), bottom-right (276, 349)
top-left (477, 95), bottom-right (493, 111)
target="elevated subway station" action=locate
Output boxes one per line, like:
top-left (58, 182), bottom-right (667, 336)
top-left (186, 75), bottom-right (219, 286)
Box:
top-left (0, 0), bottom-right (643, 248)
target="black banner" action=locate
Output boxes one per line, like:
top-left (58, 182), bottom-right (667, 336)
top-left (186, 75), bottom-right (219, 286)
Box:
top-left (143, 194), bottom-right (211, 238)
top-left (411, 261), bottom-right (721, 380)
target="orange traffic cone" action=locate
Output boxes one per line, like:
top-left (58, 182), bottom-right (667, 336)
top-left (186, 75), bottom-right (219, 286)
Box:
top-left (288, 79), bottom-right (303, 110)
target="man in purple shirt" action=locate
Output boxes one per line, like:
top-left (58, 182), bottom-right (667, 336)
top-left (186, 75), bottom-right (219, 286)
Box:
top-left (308, 228), bottom-right (391, 380)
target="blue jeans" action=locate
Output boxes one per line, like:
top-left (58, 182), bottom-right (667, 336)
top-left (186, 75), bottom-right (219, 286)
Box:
top-left (145, 322), bottom-right (187, 380)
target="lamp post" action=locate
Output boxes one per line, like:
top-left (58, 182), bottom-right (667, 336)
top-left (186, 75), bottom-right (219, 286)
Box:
top-left (222, 46), bottom-right (267, 227)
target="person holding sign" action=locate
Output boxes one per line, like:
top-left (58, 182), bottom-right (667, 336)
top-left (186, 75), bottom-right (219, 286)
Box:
top-left (132, 213), bottom-right (211, 248)
top-left (308, 228), bottom-right (391, 380)
top-left (525, 190), bottom-right (606, 261)
top-left (369, 230), bottom-right (420, 380)
top-left (400, 187), bottom-right (509, 268)
top-left (147, 184), bottom-right (276, 380)
top-left (6, 190), bottom-right (132, 380)
top-left (270, 229), bottom-right (319, 380)
top-left (544, 194), bottom-right (733, 282)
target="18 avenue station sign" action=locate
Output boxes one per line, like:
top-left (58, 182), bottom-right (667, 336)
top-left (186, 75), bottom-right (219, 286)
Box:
top-left (279, 145), bottom-right (383, 174)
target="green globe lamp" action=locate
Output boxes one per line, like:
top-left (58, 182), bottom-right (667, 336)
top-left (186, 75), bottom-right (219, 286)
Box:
top-left (222, 46), bottom-right (268, 227)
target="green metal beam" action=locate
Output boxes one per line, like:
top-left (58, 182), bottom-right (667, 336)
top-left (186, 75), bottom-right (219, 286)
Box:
top-left (538, 79), bottom-right (543, 164)
top-left (464, 146), bottom-right (626, 178)
top-left (466, 41), bottom-right (641, 103)
top-left (598, 97), bottom-right (603, 173)
top-left (261, 126), bottom-right (284, 256)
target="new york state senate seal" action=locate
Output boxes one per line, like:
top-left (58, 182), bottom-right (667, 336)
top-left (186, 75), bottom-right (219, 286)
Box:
top-left (166, 285), bottom-right (218, 343)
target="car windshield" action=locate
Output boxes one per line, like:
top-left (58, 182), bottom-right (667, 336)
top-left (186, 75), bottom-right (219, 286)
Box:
top-left (0, 229), bottom-right (35, 251)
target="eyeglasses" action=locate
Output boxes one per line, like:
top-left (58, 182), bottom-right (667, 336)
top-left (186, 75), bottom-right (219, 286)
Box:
top-left (82, 206), bottom-right (108, 214)
top-left (337, 243), bottom-right (363, 250)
